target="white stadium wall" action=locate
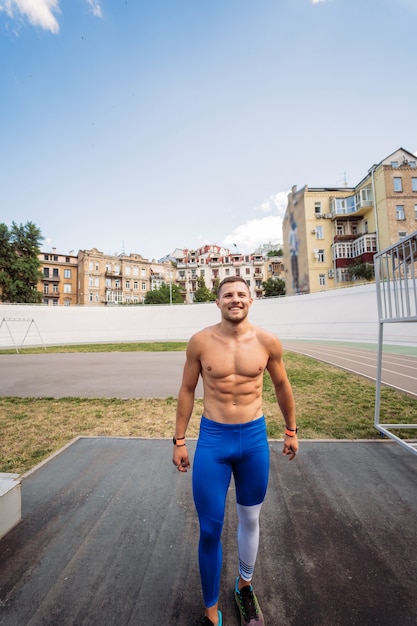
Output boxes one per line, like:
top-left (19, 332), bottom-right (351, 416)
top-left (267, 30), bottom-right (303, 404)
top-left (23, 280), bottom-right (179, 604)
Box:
top-left (0, 284), bottom-right (415, 348)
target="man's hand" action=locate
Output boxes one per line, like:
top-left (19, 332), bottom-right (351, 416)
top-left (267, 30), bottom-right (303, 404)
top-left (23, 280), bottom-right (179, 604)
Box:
top-left (173, 445), bottom-right (191, 472)
top-left (282, 435), bottom-right (298, 460)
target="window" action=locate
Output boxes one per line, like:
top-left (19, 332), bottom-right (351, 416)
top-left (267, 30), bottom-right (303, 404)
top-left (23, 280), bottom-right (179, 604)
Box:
top-left (398, 231), bottom-right (407, 240)
top-left (396, 205), bottom-right (405, 220)
top-left (125, 280), bottom-right (130, 289)
top-left (316, 226), bottom-right (323, 239)
top-left (141, 281), bottom-right (146, 290)
top-left (246, 268), bottom-right (250, 275)
top-left (125, 266), bottom-right (131, 275)
top-left (319, 274), bottom-right (326, 286)
top-left (64, 269), bottom-right (71, 278)
top-left (141, 268), bottom-right (146, 277)
top-left (133, 281), bottom-right (138, 290)
top-left (393, 177), bottom-right (402, 192)
top-left (314, 202), bottom-right (321, 216)
top-left (64, 284), bottom-right (71, 294)
top-left (414, 204), bottom-right (417, 219)
top-left (43, 268), bottom-right (50, 277)
top-left (391, 161), bottom-right (399, 168)
top-left (235, 269), bottom-right (240, 276)
top-left (412, 178), bottom-right (417, 192)
top-left (53, 268), bottom-right (59, 277)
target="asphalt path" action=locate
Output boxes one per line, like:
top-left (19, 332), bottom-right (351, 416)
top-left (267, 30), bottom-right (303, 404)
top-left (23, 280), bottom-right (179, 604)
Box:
top-left (0, 352), bottom-right (198, 399)
top-left (0, 342), bottom-right (416, 398)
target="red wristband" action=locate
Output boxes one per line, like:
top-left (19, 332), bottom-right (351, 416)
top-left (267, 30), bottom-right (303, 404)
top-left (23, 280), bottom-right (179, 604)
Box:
top-left (285, 428), bottom-right (297, 437)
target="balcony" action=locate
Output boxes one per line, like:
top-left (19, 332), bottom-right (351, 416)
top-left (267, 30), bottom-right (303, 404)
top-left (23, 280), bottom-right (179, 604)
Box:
top-left (43, 291), bottom-right (60, 297)
top-left (43, 274), bottom-right (60, 282)
top-left (332, 233), bottom-right (377, 261)
top-left (105, 270), bottom-right (122, 277)
top-left (330, 193), bottom-right (373, 219)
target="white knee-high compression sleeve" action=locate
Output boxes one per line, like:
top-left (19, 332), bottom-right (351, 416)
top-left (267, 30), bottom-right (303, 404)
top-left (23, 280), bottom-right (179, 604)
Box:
top-left (236, 503), bottom-right (262, 582)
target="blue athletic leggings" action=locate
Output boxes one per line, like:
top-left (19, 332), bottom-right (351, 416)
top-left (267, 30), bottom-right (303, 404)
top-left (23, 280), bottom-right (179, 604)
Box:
top-left (192, 416), bottom-right (270, 607)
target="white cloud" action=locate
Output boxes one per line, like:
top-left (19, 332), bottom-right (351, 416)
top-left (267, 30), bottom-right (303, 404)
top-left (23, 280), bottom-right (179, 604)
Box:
top-left (0, 0), bottom-right (61, 33)
top-left (223, 215), bottom-right (283, 253)
top-left (222, 191), bottom-right (289, 252)
top-left (86, 0), bottom-right (102, 18)
top-left (255, 191), bottom-right (288, 215)
top-left (0, 0), bottom-right (102, 33)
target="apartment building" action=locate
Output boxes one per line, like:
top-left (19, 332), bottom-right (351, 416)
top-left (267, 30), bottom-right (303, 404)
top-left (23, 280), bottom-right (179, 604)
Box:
top-left (38, 248), bottom-right (175, 305)
top-left (282, 147), bottom-right (417, 296)
top-left (38, 249), bottom-right (78, 306)
top-left (171, 244), bottom-right (277, 303)
top-left (77, 248), bottom-right (175, 306)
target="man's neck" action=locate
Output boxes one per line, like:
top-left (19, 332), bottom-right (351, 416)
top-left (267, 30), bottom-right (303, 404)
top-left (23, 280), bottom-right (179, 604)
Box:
top-left (218, 318), bottom-right (252, 337)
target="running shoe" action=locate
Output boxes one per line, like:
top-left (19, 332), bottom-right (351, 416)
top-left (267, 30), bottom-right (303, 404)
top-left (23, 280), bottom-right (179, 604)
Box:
top-left (196, 610), bottom-right (223, 626)
top-left (234, 577), bottom-right (264, 625)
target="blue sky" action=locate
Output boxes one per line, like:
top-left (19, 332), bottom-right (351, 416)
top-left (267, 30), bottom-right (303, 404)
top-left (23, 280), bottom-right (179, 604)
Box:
top-left (1, 0), bottom-right (416, 260)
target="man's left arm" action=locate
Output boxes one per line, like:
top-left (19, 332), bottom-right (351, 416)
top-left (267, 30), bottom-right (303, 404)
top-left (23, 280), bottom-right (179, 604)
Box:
top-left (266, 337), bottom-right (299, 460)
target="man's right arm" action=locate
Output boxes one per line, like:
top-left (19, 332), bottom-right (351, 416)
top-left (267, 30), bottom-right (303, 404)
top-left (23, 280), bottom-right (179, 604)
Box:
top-left (173, 337), bottom-right (202, 472)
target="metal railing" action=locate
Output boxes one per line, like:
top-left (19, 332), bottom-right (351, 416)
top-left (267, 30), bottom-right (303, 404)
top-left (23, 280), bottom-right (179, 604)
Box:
top-left (374, 231), bottom-right (417, 455)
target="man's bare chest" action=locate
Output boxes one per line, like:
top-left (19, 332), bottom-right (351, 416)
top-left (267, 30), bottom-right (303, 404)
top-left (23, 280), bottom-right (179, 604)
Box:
top-left (200, 345), bottom-right (268, 380)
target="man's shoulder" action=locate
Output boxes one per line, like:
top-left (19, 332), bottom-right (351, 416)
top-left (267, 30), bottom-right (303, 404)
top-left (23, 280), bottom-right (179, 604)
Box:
top-left (188, 324), bottom-right (220, 345)
top-left (254, 326), bottom-right (283, 351)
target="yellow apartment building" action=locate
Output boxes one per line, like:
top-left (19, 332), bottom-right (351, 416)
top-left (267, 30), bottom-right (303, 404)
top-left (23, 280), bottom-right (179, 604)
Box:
top-left (283, 147), bottom-right (417, 295)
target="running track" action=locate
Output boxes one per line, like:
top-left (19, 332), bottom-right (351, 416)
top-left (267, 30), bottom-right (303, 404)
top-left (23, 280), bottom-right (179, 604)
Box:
top-left (282, 340), bottom-right (417, 399)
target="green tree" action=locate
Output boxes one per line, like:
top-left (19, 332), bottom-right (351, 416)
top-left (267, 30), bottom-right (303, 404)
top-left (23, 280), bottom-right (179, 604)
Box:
top-left (348, 262), bottom-right (374, 281)
top-left (262, 277), bottom-right (286, 297)
top-left (144, 282), bottom-right (183, 304)
top-left (193, 275), bottom-right (217, 302)
top-left (266, 248), bottom-right (283, 257)
top-left (0, 221), bottom-right (44, 303)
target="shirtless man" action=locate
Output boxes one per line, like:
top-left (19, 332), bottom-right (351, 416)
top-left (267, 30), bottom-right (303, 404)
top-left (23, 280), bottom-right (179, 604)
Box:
top-left (173, 276), bottom-right (298, 626)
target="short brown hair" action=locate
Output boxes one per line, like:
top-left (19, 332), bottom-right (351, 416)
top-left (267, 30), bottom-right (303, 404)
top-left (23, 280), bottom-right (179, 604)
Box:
top-left (217, 276), bottom-right (250, 297)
